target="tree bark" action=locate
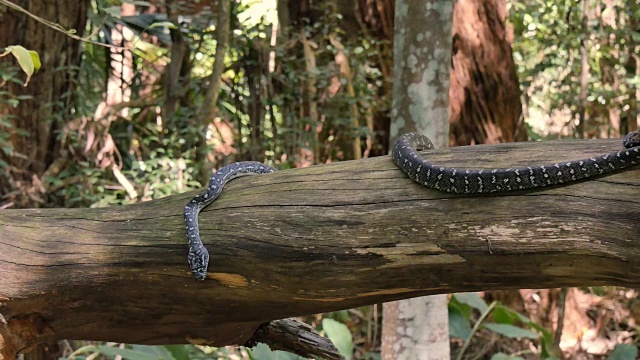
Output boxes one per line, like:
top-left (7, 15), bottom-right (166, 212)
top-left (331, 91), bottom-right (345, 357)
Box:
top-left (385, 0), bottom-right (454, 358)
top-left (449, 0), bottom-right (526, 146)
top-left (0, 0), bottom-right (89, 207)
top-left (388, 1), bottom-right (452, 145)
top-left (577, 0), bottom-right (590, 139)
top-left (198, 0), bottom-right (230, 125)
top-left (195, 0), bottom-right (230, 184)
top-left (163, 4), bottom-right (187, 122)
top-left (1, 138), bottom-right (639, 359)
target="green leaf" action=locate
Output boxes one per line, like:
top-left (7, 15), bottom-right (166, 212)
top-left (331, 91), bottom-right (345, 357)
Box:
top-left (483, 323), bottom-right (539, 339)
top-left (528, 321), bottom-right (553, 342)
top-left (453, 292), bottom-right (488, 312)
top-left (94, 345), bottom-right (174, 360)
top-left (248, 343), bottom-right (306, 360)
top-left (361, 351), bottom-right (381, 360)
top-left (162, 345), bottom-right (192, 360)
top-left (4, 46), bottom-right (39, 86)
top-left (608, 344), bottom-right (638, 360)
top-left (130, 345), bottom-right (177, 360)
top-left (448, 305), bottom-right (472, 340)
top-left (123, 0), bottom-right (152, 5)
top-left (492, 304), bottom-right (531, 325)
top-left (322, 318), bottom-right (354, 359)
top-left (329, 309), bottom-right (351, 323)
top-left (490, 353), bottom-right (525, 360)
top-left (523, 13), bottom-right (533, 24)
top-left (149, 21), bottom-right (178, 29)
top-left (29, 50), bottom-right (41, 71)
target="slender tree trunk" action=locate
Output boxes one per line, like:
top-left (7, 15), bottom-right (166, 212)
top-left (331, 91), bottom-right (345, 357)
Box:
top-left (198, 0), bottom-right (230, 124)
top-left (196, 0), bottom-right (230, 183)
top-left (577, 0), bottom-right (590, 139)
top-left (163, 0), bottom-right (190, 127)
top-left (246, 40), bottom-right (267, 163)
top-left (300, 28), bottom-right (320, 165)
top-left (383, 1), bottom-right (453, 359)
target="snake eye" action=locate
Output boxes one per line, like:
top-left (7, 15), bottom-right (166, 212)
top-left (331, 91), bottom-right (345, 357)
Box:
top-left (623, 131), bottom-right (640, 149)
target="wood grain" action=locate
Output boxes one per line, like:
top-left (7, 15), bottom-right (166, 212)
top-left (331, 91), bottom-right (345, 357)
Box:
top-left (1, 138), bottom-right (639, 356)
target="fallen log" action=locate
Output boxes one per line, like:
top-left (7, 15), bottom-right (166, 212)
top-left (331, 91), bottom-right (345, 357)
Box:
top-left (1, 138), bottom-right (639, 358)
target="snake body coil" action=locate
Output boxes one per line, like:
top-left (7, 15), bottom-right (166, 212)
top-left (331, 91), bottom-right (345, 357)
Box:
top-left (184, 161), bottom-right (275, 280)
top-left (186, 130), bottom-right (640, 280)
top-left (392, 130), bottom-right (640, 193)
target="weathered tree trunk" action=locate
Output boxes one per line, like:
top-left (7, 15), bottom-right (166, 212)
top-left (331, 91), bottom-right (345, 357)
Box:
top-left (0, 0), bottom-right (89, 207)
top-left (1, 138), bottom-right (639, 359)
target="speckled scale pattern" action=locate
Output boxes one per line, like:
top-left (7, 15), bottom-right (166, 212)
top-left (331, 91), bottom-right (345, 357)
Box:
top-left (185, 161), bottom-right (275, 280)
top-left (392, 130), bottom-right (640, 194)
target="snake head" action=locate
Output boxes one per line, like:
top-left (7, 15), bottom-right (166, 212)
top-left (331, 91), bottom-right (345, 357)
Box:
top-left (624, 130), bottom-right (640, 149)
top-left (188, 247), bottom-right (210, 281)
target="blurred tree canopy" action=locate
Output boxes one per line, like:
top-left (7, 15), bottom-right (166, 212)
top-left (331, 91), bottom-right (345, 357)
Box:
top-left (511, 0), bottom-right (639, 140)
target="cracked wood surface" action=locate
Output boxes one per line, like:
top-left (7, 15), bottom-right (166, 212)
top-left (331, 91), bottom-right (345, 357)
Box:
top-left (0, 138), bottom-right (639, 352)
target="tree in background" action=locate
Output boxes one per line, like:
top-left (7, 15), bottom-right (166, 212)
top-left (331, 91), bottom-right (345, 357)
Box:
top-left (512, 0), bottom-right (639, 139)
top-left (382, 1), bottom-right (453, 359)
top-left (450, 0), bottom-right (526, 146)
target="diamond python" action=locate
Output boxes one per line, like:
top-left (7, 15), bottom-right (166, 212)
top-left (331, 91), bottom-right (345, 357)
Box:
top-left (185, 130), bottom-right (640, 280)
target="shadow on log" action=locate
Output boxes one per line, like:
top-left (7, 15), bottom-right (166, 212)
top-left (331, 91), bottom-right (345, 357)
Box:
top-left (1, 138), bottom-right (639, 358)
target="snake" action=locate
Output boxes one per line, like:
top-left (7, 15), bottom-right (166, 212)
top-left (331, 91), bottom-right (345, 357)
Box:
top-left (185, 130), bottom-right (640, 280)
top-left (392, 130), bottom-right (640, 193)
top-left (184, 161), bottom-right (275, 280)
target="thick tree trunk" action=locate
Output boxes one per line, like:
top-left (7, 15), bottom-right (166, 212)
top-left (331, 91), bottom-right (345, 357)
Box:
top-left (0, 0), bottom-right (89, 207)
top-left (1, 138), bottom-right (639, 358)
top-left (449, 0), bottom-right (526, 146)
